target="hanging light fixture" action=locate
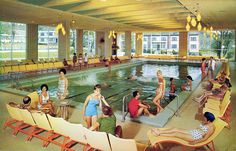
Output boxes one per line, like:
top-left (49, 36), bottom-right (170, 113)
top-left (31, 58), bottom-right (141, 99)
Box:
top-left (210, 26), bottom-right (213, 31)
top-left (137, 34), bottom-right (143, 40)
top-left (186, 23), bottom-right (190, 31)
top-left (108, 31), bottom-right (112, 39)
top-left (55, 23), bottom-right (66, 36)
top-left (112, 31), bottom-right (116, 39)
top-left (197, 22), bottom-right (202, 31)
top-left (197, 13), bottom-right (201, 22)
top-left (186, 14), bottom-right (191, 23)
top-left (191, 17), bottom-right (197, 27)
top-left (203, 27), bottom-right (206, 32)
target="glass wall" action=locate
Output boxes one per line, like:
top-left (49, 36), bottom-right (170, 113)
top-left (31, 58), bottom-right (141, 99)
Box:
top-left (0, 21), bottom-right (26, 61)
top-left (142, 32), bottom-right (179, 55)
top-left (188, 30), bottom-right (235, 60)
top-left (131, 32), bottom-right (136, 54)
top-left (70, 29), bottom-right (76, 58)
top-left (83, 30), bottom-right (96, 56)
top-left (117, 33), bottom-right (125, 56)
top-left (38, 25), bottom-right (58, 59)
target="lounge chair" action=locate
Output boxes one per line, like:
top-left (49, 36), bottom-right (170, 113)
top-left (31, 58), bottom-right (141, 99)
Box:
top-left (83, 128), bottom-right (111, 151)
top-left (3, 104), bottom-right (24, 132)
top-left (29, 112), bottom-right (53, 143)
top-left (108, 134), bottom-right (147, 151)
top-left (147, 118), bottom-right (227, 151)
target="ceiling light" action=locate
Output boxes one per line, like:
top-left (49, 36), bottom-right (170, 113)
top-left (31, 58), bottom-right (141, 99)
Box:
top-left (72, 20), bottom-right (76, 24)
top-left (186, 23), bottom-right (190, 31)
top-left (197, 22), bottom-right (202, 31)
top-left (186, 15), bottom-right (191, 23)
top-left (191, 17), bottom-right (197, 27)
top-left (197, 13), bottom-right (201, 22)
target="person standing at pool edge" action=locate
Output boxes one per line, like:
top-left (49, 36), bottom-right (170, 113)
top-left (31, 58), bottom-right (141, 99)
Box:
top-left (83, 84), bottom-right (110, 128)
top-left (153, 70), bottom-right (165, 113)
top-left (57, 68), bottom-right (69, 119)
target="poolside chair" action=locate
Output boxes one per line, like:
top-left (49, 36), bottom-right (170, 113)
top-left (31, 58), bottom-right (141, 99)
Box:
top-left (108, 134), bottom-right (147, 151)
top-left (47, 115), bottom-right (83, 150)
top-left (29, 112), bottom-right (53, 143)
top-left (4, 104), bottom-right (24, 132)
top-left (147, 118), bottom-right (227, 151)
top-left (84, 128), bottom-right (111, 151)
top-left (9, 108), bottom-right (37, 137)
top-left (205, 90), bottom-right (231, 110)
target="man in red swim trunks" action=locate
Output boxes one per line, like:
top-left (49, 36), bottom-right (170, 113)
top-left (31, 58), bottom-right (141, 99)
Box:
top-left (128, 91), bottom-right (153, 118)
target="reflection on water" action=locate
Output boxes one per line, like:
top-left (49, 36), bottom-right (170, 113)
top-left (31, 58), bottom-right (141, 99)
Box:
top-left (24, 63), bottom-right (201, 111)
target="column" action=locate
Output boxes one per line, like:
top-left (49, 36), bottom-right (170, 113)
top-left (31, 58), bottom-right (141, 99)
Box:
top-left (104, 31), bottom-right (112, 57)
top-left (58, 21), bottom-right (70, 61)
top-left (76, 29), bottom-right (83, 55)
top-left (125, 31), bottom-right (131, 57)
top-left (135, 33), bottom-right (143, 56)
top-left (96, 31), bottom-right (105, 57)
top-left (179, 32), bottom-right (188, 57)
top-left (26, 24), bottom-right (38, 61)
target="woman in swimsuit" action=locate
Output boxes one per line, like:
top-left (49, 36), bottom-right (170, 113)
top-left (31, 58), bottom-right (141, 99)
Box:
top-left (38, 84), bottom-right (55, 116)
top-left (152, 70), bottom-right (165, 113)
top-left (83, 84), bottom-right (110, 128)
top-left (151, 112), bottom-right (215, 145)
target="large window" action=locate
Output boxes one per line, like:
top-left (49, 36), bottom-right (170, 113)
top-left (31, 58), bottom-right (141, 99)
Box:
top-left (188, 30), bottom-right (235, 60)
top-left (131, 32), bottom-right (136, 54)
top-left (70, 29), bottom-right (76, 58)
top-left (83, 30), bottom-right (96, 56)
top-left (0, 21), bottom-right (26, 61)
top-left (117, 33), bottom-right (125, 56)
top-left (143, 32), bottom-right (179, 55)
top-left (38, 25), bottom-right (58, 59)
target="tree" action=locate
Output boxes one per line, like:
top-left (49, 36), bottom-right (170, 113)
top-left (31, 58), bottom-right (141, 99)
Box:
top-left (211, 30), bottom-right (234, 59)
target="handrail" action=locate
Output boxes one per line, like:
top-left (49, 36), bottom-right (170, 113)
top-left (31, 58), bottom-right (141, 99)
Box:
top-left (121, 93), bottom-right (132, 122)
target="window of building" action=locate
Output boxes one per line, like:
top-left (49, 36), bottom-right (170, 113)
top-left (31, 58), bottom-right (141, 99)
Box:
top-left (172, 44), bottom-right (177, 49)
top-left (0, 21), bottom-right (26, 60)
top-left (190, 37), bottom-right (197, 41)
top-left (38, 25), bottom-right (58, 59)
top-left (117, 33), bottom-right (125, 56)
top-left (172, 37), bottom-right (177, 41)
top-left (190, 44), bottom-right (197, 49)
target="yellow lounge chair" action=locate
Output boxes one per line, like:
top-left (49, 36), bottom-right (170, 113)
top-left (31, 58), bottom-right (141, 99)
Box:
top-left (147, 118), bottom-right (227, 151)
top-left (108, 134), bottom-right (147, 151)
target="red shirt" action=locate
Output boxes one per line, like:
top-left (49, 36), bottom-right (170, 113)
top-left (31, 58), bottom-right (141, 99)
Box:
top-left (128, 98), bottom-right (140, 118)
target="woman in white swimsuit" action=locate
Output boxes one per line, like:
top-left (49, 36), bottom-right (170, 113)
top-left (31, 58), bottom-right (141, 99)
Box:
top-left (151, 112), bottom-right (215, 145)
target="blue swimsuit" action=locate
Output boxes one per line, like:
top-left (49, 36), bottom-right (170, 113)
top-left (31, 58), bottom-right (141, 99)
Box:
top-left (85, 96), bottom-right (100, 116)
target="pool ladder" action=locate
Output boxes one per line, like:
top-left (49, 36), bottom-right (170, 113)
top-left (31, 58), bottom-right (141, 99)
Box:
top-left (121, 93), bottom-right (132, 122)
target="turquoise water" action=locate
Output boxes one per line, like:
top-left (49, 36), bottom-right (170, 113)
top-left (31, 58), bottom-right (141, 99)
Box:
top-left (26, 63), bottom-right (201, 112)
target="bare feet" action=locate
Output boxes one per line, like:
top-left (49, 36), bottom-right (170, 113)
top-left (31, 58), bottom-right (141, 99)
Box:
top-left (151, 129), bottom-right (160, 136)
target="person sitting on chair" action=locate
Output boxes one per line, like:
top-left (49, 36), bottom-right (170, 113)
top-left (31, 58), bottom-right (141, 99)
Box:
top-left (128, 91), bottom-right (153, 118)
top-left (193, 79), bottom-right (231, 104)
top-left (90, 106), bottom-right (122, 138)
top-left (38, 84), bottom-right (55, 116)
top-left (151, 112), bottom-right (215, 145)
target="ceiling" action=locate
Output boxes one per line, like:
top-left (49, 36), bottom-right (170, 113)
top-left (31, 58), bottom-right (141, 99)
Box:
top-left (0, 0), bottom-right (236, 32)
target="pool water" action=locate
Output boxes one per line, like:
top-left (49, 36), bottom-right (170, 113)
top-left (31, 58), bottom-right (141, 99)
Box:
top-left (27, 63), bottom-right (201, 113)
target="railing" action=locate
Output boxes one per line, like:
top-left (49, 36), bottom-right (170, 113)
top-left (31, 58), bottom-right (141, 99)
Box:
top-left (121, 93), bottom-right (132, 122)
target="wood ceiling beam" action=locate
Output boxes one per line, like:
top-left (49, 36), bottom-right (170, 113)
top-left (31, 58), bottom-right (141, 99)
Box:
top-left (41, 0), bottom-right (91, 7)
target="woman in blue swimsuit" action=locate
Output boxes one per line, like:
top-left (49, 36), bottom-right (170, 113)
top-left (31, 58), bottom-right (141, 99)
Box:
top-left (83, 84), bottom-right (110, 128)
